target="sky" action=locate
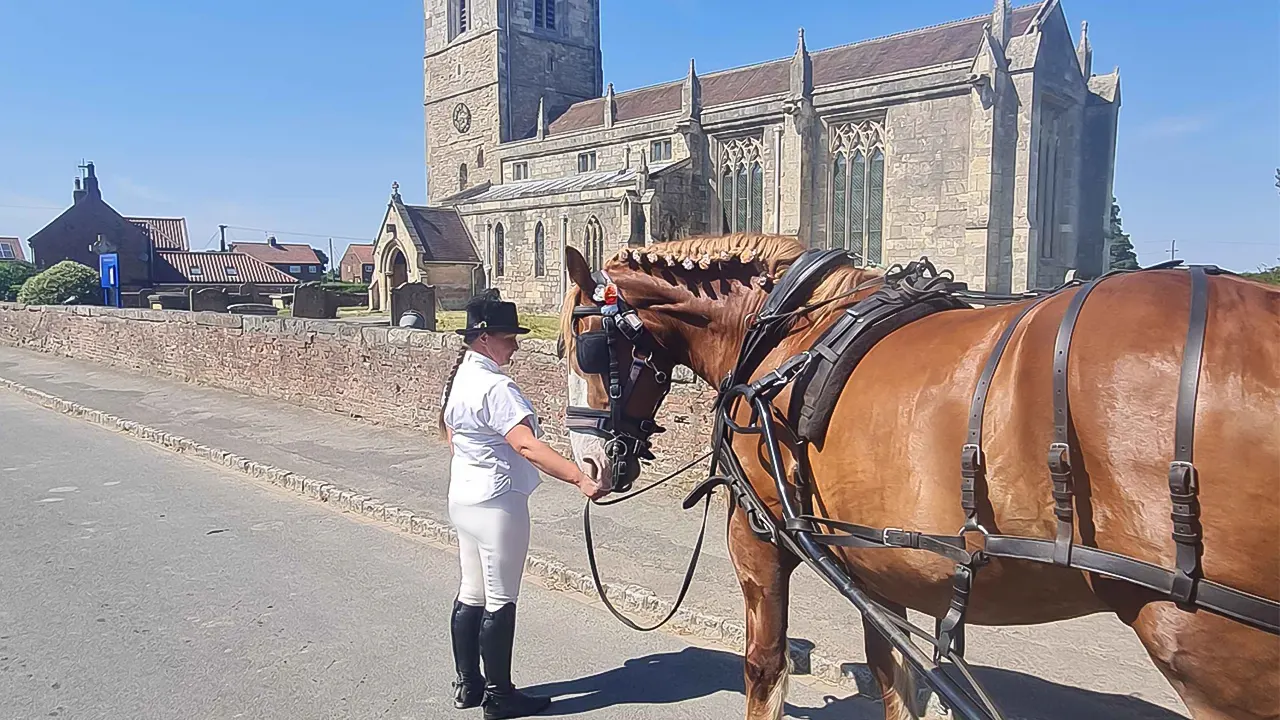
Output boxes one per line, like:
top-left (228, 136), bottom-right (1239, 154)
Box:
top-left (1, 0), bottom-right (1277, 272)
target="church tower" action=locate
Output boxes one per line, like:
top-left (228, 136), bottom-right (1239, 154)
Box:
top-left (424, 0), bottom-right (603, 203)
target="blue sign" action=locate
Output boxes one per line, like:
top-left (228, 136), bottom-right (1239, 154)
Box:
top-left (99, 253), bottom-right (120, 307)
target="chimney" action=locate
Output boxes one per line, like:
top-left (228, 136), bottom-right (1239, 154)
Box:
top-left (78, 161), bottom-right (101, 201)
top-left (73, 176), bottom-right (86, 204)
top-left (267, 235), bottom-right (280, 249)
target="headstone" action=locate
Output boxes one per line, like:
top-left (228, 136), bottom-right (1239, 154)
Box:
top-left (390, 282), bottom-right (437, 331)
top-left (292, 281), bottom-right (337, 319)
top-left (227, 303), bottom-right (278, 316)
top-left (152, 292), bottom-right (189, 311)
top-left (237, 283), bottom-right (261, 304)
top-left (190, 287), bottom-right (230, 313)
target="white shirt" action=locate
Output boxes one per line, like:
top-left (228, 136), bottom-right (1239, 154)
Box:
top-left (444, 351), bottom-right (544, 505)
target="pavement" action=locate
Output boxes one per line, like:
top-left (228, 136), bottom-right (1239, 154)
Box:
top-left (0, 392), bottom-right (854, 719)
top-left (0, 345), bottom-right (1190, 719)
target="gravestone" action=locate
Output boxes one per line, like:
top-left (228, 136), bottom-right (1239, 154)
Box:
top-left (292, 281), bottom-right (337, 319)
top-left (390, 282), bottom-right (436, 331)
top-left (237, 283), bottom-right (261, 303)
top-left (152, 292), bottom-right (189, 311)
top-left (190, 287), bottom-right (230, 313)
top-left (227, 303), bottom-right (278, 316)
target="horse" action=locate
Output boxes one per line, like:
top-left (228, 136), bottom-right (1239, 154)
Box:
top-left (557, 232), bottom-right (1280, 720)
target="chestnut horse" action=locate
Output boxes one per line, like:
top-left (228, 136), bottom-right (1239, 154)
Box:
top-left (558, 233), bottom-right (1279, 720)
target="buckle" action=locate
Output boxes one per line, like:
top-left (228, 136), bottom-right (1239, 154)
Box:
top-left (960, 443), bottom-right (981, 474)
top-left (882, 528), bottom-right (913, 547)
top-left (1047, 442), bottom-right (1071, 475)
top-left (1168, 461), bottom-right (1197, 495)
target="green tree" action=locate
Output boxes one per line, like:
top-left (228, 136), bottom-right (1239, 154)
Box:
top-left (1241, 266), bottom-right (1280, 285)
top-left (17, 260), bottom-right (101, 305)
top-left (1106, 197), bottom-right (1139, 270)
top-left (0, 260), bottom-right (37, 302)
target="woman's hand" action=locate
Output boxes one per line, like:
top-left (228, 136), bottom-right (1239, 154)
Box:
top-left (575, 470), bottom-right (606, 501)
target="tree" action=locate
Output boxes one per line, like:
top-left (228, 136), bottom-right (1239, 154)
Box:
top-left (0, 260), bottom-right (37, 302)
top-left (1106, 197), bottom-right (1139, 271)
top-left (17, 260), bottom-right (100, 305)
top-left (1241, 266), bottom-right (1280, 286)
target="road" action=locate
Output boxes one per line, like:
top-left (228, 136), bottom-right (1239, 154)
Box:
top-left (0, 392), bottom-right (866, 720)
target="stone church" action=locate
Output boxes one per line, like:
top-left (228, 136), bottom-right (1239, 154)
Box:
top-left (379, 0), bottom-right (1120, 313)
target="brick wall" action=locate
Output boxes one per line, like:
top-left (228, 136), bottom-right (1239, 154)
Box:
top-left (0, 303), bottom-right (719, 483)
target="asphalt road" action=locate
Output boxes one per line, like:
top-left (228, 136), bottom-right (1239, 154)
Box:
top-left (0, 393), bottom-right (865, 720)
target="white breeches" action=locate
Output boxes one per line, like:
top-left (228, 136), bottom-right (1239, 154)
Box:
top-left (449, 491), bottom-right (532, 612)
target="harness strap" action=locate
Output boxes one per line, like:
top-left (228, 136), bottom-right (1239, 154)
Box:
top-left (1169, 266), bottom-right (1208, 604)
top-left (785, 515), bottom-right (975, 566)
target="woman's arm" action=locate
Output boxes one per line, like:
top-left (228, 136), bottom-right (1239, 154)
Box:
top-left (504, 420), bottom-right (604, 499)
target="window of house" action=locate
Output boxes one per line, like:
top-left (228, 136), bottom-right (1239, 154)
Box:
top-left (828, 120), bottom-right (885, 266)
top-left (1037, 102), bottom-right (1062, 259)
top-left (512, 162), bottom-right (529, 181)
top-left (577, 152), bottom-right (597, 173)
top-left (364, 264), bottom-right (373, 272)
top-left (494, 223), bottom-right (505, 277)
top-left (583, 216), bottom-right (604, 272)
top-left (718, 136), bottom-right (764, 235)
top-left (289, 265), bottom-right (302, 274)
top-left (224, 267), bottom-right (238, 277)
top-left (535, 0), bottom-right (555, 29)
top-left (650, 139), bottom-right (672, 162)
top-left (459, 163), bottom-right (469, 190)
top-left (189, 266), bottom-right (203, 276)
top-left (534, 222), bottom-right (546, 277)
top-left (0, 243), bottom-right (14, 259)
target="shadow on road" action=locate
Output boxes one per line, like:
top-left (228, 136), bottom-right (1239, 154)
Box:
top-left (525, 646), bottom-right (1184, 719)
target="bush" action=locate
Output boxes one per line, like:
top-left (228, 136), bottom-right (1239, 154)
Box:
top-left (0, 261), bottom-right (37, 302)
top-left (17, 260), bottom-right (101, 305)
top-left (321, 280), bottom-right (369, 294)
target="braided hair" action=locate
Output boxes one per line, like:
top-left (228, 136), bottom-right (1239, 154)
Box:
top-left (437, 342), bottom-right (470, 441)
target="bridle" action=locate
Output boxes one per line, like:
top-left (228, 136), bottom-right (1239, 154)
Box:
top-left (565, 270), bottom-right (675, 494)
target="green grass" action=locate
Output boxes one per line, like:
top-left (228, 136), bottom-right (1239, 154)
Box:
top-left (437, 310), bottom-right (560, 340)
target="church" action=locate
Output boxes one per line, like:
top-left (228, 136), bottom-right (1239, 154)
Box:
top-left (370, 0), bottom-right (1120, 314)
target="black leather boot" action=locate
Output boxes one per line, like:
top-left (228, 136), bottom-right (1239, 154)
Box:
top-left (479, 603), bottom-right (551, 719)
top-left (451, 600), bottom-right (486, 709)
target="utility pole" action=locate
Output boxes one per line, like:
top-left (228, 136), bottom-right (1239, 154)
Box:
top-left (1168, 237), bottom-right (1177, 261)
top-left (218, 224), bottom-right (227, 253)
top-left (328, 237), bottom-right (334, 278)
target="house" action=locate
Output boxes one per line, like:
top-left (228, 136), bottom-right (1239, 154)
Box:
top-left (25, 163), bottom-right (190, 291)
top-left (0, 237), bottom-right (26, 263)
top-left (368, 183), bottom-right (482, 311)
top-left (339, 243), bottom-right (375, 284)
top-left (229, 238), bottom-right (326, 282)
top-left (152, 251), bottom-right (299, 294)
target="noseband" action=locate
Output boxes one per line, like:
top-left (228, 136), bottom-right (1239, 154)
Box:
top-left (566, 271), bottom-right (673, 493)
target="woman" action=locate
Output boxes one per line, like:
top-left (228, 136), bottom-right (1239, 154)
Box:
top-left (439, 293), bottom-right (604, 719)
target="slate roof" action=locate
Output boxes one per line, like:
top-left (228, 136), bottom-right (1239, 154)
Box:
top-left (454, 161), bottom-right (681, 203)
top-left (548, 4), bottom-right (1038, 136)
top-left (343, 243), bottom-right (375, 264)
top-left (125, 217), bottom-right (189, 250)
top-left (401, 205), bottom-right (479, 263)
top-left (228, 241), bottom-right (324, 265)
top-left (0, 236), bottom-right (26, 262)
top-left (154, 251), bottom-right (299, 285)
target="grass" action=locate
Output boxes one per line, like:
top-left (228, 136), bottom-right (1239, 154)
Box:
top-left (332, 306), bottom-right (560, 339)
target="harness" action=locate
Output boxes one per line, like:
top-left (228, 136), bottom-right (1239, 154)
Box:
top-left (571, 254), bottom-right (1280, 720)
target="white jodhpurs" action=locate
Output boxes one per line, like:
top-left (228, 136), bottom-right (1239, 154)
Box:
top-left (449, 491), bottom-right (532, 612)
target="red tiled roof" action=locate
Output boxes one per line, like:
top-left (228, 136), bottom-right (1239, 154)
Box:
top-left (402, 206), bottom-right (478, 263)
top-left (343, 243), bottom-right (375, 264)
top-left (154, 251), bottom-right (299, 285)
top-left (229, 241), bottom-right (323, 265)
top-left (125, 217), bottom-right (188, 250)
top-left (548, 5), bottom-right (1038, 136)
top-left (0, 236), bottom-right (26, 262)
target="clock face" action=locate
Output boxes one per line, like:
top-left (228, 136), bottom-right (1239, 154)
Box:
top-left (453, 103), bottom-right (471, 133)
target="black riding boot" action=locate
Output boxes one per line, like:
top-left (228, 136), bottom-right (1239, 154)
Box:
top-left (479, 603), bottom-right (551, 719)
top-left (450, 600), bottom-right (486, 709)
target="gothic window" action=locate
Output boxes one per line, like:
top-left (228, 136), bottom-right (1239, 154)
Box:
top-left (828, 120), bottom-right (886, 266)
top-left (1037, 102), bottom-right (1062, 259)
top-left (534, 222), bottom-right (546, 277)
top-left (459, 163), bottom-right (468, 190)
top-left (583, 216), bottom-right (604, 272)
top-left (535, 0), bottom-right (555, 29)
top-left (494, 223), bottom-right (505, 277)
top-left (717, 136), bottom-right (764, 233)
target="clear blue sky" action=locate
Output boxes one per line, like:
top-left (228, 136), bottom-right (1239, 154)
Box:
top-left (1, 1), bottom-right (1276, 271)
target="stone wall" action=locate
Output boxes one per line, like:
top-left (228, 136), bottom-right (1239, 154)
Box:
top-left (0, 303), bottom-right (719, 481)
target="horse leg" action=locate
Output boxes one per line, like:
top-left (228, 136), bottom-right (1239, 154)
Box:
top-left (861, 596), bottom-right (927, 720)
top-left (1123, 599), bottom-right (1280, 720)
top-left (728, 506), bottom-right (799, 720)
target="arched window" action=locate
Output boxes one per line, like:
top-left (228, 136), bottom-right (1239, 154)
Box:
top-left (533, 222), bottom-right (546, 277)
top-left (494, 223), bottom-right (505, 277)
top-left (828, 120), bottom-right (886, 265)
top-left (476, 148), bottom-right (485, 169)
top-left (718, 136), bottom-right (764, 233)
top-left (584, 216), bottom-right (604, 272)
top-left (459, 163), bottom-right (468, 190)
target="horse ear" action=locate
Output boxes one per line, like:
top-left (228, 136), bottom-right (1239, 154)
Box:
top-left (565, 246), bottom-right (595, 294)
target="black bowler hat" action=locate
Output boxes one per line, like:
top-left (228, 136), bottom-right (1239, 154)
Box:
top-left (457, 293), bottom-right (531, 336)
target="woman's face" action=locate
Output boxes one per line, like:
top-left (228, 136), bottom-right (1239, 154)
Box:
top-left (475, 332), bottom-right (520, 365)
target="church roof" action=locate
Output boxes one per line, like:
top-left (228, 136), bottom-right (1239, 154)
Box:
top-left (453, 161), bottom-right (682, 203)
top-left (548, 4), bottom-right (1039, 136)
top-left (401, 205), bottom-right (478, 263)
top-left (125, 217), bottom-right (188, 250)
